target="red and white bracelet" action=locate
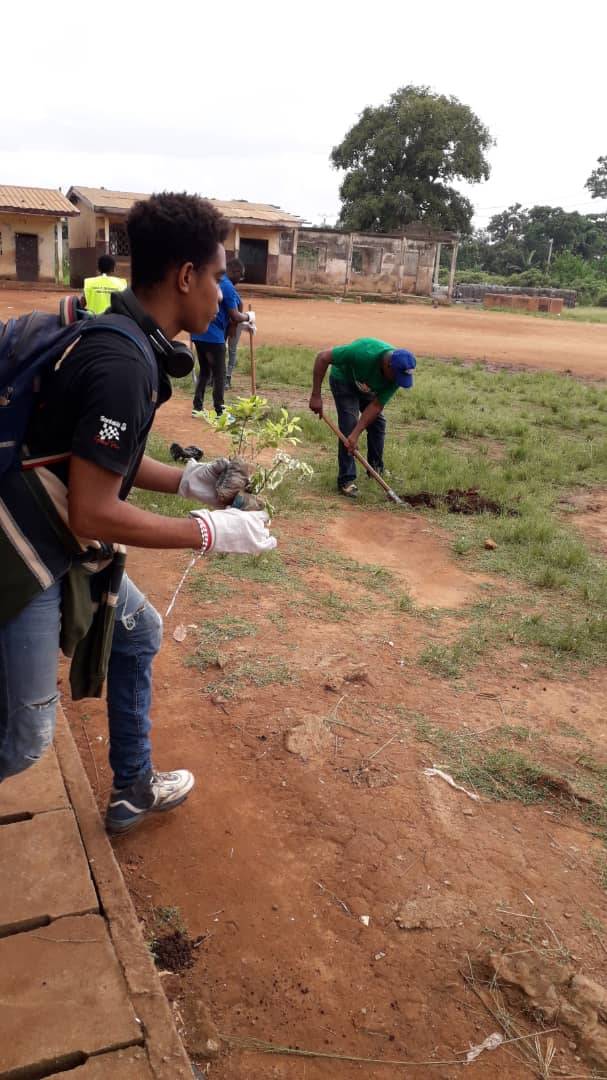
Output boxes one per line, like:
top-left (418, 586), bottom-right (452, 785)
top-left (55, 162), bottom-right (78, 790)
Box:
top-left (191, 515), bottom-right (211, 554)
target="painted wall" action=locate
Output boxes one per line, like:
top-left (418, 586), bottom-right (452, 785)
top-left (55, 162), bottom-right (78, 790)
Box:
top-left (0, 213), bottom-right (58, 281)
top-left (294, 230), bottom-right (439, 297)
top-left (68, 203), bottom-right (133, 286)
top-left (67, 200), bottom-right (95, 247)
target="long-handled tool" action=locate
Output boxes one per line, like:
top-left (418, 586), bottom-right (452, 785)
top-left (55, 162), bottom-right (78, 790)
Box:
top-left (321, 413), bottom-right (404, 506)
top-left (248, 303), bottom-right (257, 396)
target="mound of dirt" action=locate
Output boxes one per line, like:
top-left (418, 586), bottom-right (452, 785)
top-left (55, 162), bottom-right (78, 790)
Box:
top-left (399, 489), bottom-right (516, 515)
top-left (152, 929), bottom-right (197, 973)
top-left (488, 950), bottom-right (607, 1068)
top-left (326, 509), bottom-right (492, 608)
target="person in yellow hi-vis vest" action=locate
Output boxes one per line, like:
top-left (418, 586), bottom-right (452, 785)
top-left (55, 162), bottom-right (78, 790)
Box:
top-left (83, 254), bottom-right (127, 314)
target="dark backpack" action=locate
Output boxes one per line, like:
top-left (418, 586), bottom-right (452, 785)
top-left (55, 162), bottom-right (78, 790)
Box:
top-left (0, 297), bottom-right (155, 476)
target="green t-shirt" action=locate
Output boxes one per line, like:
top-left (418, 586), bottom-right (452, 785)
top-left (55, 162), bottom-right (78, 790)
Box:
top-left (330, 338), bottom-right (397, 407)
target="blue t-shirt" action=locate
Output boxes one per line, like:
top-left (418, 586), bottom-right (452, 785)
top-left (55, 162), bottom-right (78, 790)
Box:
top-left (193, 274), bottom-right (240, 344)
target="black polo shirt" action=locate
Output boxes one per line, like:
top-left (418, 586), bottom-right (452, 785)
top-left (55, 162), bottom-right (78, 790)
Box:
top-left (25, 328), bottom-right (172, 498)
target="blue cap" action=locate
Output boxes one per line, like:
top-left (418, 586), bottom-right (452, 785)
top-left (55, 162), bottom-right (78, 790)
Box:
top-left (390, 349), bottom-right (416, 389)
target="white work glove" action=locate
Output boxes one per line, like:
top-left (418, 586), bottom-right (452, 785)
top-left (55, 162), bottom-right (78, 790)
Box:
top-left (178, 457), bottom-right (229, 507)
top-left (191, 508), bottom-right (277, 554)
top-left (242, 321), bottom-right (256, 335)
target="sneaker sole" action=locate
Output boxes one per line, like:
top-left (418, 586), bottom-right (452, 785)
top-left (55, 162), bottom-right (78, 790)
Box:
top-left (105, 789), bottom-right (193, 836)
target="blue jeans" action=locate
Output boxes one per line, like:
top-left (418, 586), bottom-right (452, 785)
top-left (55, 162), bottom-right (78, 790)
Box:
top-left (329, 374), bottom-right (386, 487)
top-left (227, 324), bottom-right (243, 382)
top-left (0, 574), bottom-right (162, 789)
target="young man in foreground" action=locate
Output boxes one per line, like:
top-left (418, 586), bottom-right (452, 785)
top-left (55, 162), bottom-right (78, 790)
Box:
top-left (309, 337), bottom-right (416, 497)
top-left (0, 193), bottom-right (275, 834)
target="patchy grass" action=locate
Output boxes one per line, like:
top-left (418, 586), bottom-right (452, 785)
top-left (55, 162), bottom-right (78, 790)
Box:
top-left (239, 346), bottom-right (607, 668)
top-left (562, 306), bottom-right (607, 325)
top-left (138, 358), bottom-right (607, 670)
top-left (413, 717), bottom-right (607, 844)
top-left (206, 658), bottom-right (296, 699)
top-left (206, 551), bottom-right (288, 585)
top-left (187, 616), bottom-right (257, 672)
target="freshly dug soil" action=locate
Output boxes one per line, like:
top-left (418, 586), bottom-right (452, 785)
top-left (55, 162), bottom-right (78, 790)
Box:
top-left (399, 488), bottom-right (516, 515)
top-left (152, 929), bottom-right (196, 973)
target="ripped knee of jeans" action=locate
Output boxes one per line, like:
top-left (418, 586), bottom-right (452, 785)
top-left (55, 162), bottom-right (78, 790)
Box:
top-left (30, 693), bottom-right (60, 711)
top-left (21, 694), bottom-right (58, 763)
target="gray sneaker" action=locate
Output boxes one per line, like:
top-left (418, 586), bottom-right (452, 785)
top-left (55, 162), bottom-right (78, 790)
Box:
top-left (105, 769), bottom-right (195, 835)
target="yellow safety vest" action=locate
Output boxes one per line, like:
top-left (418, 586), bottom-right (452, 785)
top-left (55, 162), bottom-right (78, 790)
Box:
top-left (83, 274), bottom-right (128, 315)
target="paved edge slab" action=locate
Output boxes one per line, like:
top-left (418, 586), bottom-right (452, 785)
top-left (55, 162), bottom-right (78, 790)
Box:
top-left (0, 749), bottom-right (69, 820)
top-left (0, 809), bottom-right (98, 933)
top-left (54, 709), bottom-right (193, 1080)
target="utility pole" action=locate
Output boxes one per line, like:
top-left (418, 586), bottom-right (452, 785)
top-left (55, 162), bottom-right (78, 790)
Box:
top-left (546, 237), bottom-right (554, 271)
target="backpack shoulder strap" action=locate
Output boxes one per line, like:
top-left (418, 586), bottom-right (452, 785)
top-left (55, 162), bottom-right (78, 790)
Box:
top-left (78, 314), bottom-right (156, 368)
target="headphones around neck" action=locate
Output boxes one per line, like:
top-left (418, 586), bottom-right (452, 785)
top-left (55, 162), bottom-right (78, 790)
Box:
top-left (110, 289), bottom-right (194, 378)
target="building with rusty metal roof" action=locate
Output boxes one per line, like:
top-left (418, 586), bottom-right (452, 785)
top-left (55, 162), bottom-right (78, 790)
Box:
top-left (66, 186), bottom-right (303, 287)
top-left (0, 186), bottom-right (78, 283)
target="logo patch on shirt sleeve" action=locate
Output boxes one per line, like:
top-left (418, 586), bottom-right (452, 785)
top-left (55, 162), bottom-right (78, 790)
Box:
top-left (94, 415), bottom-right (127, 449)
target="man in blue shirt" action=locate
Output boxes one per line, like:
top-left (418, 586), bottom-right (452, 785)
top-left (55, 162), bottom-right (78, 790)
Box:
top-left (191, 261), bottom-right (255, 415)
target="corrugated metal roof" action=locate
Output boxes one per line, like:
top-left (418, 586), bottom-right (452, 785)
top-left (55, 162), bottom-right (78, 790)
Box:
top-left (68, 186), bottom-right (149, 213)
top-left (0, 185), bottom-right (78, 216)
top-left (211, 199), bottom-right (302, 226)
top-left (68, 186), bottom-right (302, 225)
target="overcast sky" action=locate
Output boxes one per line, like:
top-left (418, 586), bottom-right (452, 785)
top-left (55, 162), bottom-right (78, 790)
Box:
top-left (2, 0), bottom-right (606, 230)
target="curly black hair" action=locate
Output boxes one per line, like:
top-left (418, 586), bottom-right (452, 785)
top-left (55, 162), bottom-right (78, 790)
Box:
top-left (98, 253), bottom-right (116, 274)
top-left (127, 192), bottom-right (229, 288)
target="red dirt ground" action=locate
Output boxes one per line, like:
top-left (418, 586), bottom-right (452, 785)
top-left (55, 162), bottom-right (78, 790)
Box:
top-left (62, 393), bottom-right (607, 1079)
top-left (1, 286), bottom-right (606, 376)
top-left (9, 287), bottom-right (606, 1075)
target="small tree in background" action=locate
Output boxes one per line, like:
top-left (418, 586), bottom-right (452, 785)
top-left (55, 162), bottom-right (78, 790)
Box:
top-left (330, 85), bottom-right (492, 234)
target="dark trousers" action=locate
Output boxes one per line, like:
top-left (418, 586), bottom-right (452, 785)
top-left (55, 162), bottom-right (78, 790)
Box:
top-left (329, 374), bottom-right (386, 487)
top-left (193, 341), bottom-right (226, 414)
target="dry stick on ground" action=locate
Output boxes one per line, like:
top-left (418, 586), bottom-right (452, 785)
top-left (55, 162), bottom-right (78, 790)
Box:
top-left (248, 303), bottom-right (256, 395)
top-left (81, 717), bottom-right (100, 794)
top-left (461, 957), bottom-right (561, 1079)
top-left (220, 1029), bottom-right (562, 1069)
top-left (325, 693), bottom-right (372, 738)
top-left (367, 732), bottom-right (400, 762)
top-left (314, 881), bottom-right (351, 916)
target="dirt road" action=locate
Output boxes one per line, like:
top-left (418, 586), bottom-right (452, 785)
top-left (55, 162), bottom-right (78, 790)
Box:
top-left (2, 286), bottom-right (606, 376)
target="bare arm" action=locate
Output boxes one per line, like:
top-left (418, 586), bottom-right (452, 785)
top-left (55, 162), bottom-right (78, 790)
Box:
top-left (134, 455), bottom-right (182, 494)
top-left (227, 307), bottom-right (252, 325)
top-left (68, 455), bottom-right (200, 549)
top-left (309, 349), bottom-right (333, 415)
top-left (345, 400), bottom-right (384, 452)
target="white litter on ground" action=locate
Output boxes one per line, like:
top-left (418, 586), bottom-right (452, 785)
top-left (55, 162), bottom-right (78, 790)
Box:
top-left (466, 1032), bottom-right (503, 1061)
top-left (423, 766), bottom-right (481, 802)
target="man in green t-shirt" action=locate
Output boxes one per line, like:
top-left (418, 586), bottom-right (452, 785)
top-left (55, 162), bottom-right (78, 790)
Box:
top-left (309, 338), bottom-right (416, 497)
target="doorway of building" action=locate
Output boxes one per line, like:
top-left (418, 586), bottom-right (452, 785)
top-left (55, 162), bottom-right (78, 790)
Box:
top-left (239, 238), bottom-right (268, 285)
top-left (15, 233), bottom-right (39, 281)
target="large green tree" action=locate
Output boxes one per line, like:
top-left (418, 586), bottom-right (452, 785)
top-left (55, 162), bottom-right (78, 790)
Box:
top-left (586, 156), bottom-right (607, 200)
top-left (331, 85), bottom-right (492, 234)
top-left (484, 203), bottom-right (607, 272)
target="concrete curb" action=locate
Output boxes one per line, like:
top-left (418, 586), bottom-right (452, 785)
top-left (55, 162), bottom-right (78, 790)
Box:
top-left (54, 709), bottom-right (193, 1080)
